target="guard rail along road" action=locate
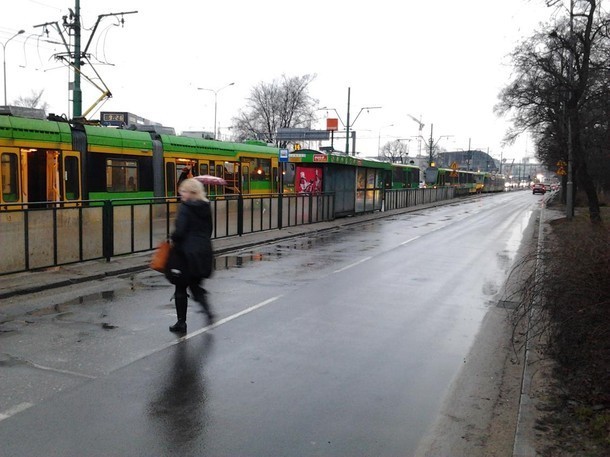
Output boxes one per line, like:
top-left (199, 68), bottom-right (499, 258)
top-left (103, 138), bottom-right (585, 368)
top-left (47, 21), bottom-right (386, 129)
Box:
top-left (0, 187), bottom-right (455, 275)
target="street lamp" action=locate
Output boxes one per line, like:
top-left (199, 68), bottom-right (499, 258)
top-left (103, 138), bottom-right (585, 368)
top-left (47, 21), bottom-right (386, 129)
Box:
top-left (2, 29), bottom-right (25, 106)
top-left (321, 88), bottom-right (380, 155)
top-left (344, 87), bottom-right (380, 155)
top-left (197, 82), bottom-right (235, 140)
top-left (377, 124), bottom-right (394, 156)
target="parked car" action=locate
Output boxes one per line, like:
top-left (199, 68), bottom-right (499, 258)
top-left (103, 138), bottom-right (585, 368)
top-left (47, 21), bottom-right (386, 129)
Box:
top-left (532, 183), bottom-right (547, 195)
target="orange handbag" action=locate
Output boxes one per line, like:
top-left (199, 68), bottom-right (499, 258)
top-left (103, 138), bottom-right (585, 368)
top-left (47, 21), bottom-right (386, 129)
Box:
top-left (150, 240), bottom-right (171, 272)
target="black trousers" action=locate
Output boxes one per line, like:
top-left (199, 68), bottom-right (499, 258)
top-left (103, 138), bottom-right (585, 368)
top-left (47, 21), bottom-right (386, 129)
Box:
top-left (174, 278), bottom-right (212, 321)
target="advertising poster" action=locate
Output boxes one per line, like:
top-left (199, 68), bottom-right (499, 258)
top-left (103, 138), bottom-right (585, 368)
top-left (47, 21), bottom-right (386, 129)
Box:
top-left (296, 166), bottom-right (323, 194)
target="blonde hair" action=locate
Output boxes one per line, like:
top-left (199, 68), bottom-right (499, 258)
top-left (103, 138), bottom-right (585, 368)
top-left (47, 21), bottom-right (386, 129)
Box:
top-left (178, 178), bottom-right (209, 202)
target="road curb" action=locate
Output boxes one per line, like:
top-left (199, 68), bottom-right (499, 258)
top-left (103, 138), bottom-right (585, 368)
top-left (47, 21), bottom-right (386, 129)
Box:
top-left (512, 202), bottom-right (561, 457)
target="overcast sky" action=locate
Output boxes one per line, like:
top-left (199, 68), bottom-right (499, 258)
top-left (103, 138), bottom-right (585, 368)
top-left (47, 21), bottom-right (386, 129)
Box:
top-left (1, 0), bottom-right (558, 161)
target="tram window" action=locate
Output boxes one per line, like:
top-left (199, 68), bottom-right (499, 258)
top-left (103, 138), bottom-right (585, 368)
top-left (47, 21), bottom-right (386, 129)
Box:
top-left (1, 153), bottom-right (19, 202)
top-left (64, 156), bottom-right (80, 200)
top-left (245, 158), bottom-right (270, 181)
top-left (199, 163), bottom-right (209, 176)
top-left (106, 159), bottom-right (138, 192)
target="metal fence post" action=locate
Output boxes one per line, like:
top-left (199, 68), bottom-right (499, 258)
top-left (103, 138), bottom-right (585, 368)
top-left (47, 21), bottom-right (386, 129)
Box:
top-left (237, 193), bottom-right (244, 236)
top-left (102, 200), bottom-right (114, 261)
top-left (278, 192), bottom-right (283, 230)
top-left (308, 193), bottom-right (313, 223)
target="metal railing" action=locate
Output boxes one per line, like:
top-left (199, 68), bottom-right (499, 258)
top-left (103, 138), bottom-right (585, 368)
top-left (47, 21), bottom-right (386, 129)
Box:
top-left (0, 192), bottom-right (335, 275)
top-left (384, 186), bottom-right (455, 211)
top-left (0, 187), bottom-right (458, 275)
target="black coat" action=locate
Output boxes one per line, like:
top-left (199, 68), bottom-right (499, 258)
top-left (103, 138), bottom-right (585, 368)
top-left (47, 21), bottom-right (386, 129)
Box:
top-left (169, 200), bottom-right (214, 281)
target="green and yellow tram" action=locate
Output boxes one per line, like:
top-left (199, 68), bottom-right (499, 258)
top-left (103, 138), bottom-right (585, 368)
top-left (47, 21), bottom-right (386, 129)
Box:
top-left (0, 114), bottom-right (81, 207)
top-left (0, 112), bottom-right (281, 209)
top-left (424, 165), bottom-right (484, 195)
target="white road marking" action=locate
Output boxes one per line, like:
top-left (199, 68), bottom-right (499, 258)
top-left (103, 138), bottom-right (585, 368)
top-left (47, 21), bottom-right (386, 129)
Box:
top-left (183, 295), bottom-right (283, 341)
top-left (333, 256), bottom-right (372, 273)
top-left (333, 235), bottom-right (421, 272)
top-left (0, 402), bottom-right (33, 422)
top-left (27, 362), bottom-right (97, 379)
top-left (400, 236), bottom-right (421, 245)
top-left (140, 295), bottom-right (284, 357)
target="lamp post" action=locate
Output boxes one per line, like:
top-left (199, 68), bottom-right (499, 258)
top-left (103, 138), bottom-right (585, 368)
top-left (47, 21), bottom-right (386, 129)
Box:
top-left (566, 0), bottom-right (574, 219)
top-left (197, 82), bottom-right (235, 140)
top-left (2, 29), bottom-right (25, 106)
top-left (344, 87), bottom-right (380, 155)
top-left (377, 124), bottom-right (394, 157)
top-left (545, 0), bottom-right (574, 218)
top-left (319, 99), bottom-right (380, 155)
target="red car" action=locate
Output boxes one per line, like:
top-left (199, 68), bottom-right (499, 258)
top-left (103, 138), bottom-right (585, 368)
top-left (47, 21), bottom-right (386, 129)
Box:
top-left (532, 183), bottom-right (547, 195)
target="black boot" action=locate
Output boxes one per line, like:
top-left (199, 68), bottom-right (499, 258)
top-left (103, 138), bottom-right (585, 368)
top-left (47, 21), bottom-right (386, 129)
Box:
top-left (171, 290), bottom-right (188, 333)
top-left (169, 319), bottom-right (187, 333)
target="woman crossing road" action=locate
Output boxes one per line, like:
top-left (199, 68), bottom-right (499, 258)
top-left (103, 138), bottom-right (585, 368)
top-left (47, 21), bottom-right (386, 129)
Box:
top-left (167, 178), bottom-right (215, 333)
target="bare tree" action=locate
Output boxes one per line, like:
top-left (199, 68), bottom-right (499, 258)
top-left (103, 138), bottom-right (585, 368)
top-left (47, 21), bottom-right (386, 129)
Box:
top-left (496, 0), bottom-right (610, 223)
top-left (380, 140), bottom-right (409, 163)
top-left (232, 74), bottom-right (318, 145)
top-left (13, 89), bottom-right (49, 112)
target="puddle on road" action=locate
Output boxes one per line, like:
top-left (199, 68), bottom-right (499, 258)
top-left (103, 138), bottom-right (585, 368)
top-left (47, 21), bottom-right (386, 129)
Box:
top-left (214, 215), bottom-right (437, 270)
top-left (214, 231), bottom-right (343, 270)
top-left (0, 353), bottom-right (28, 367)
top-left (62, 290), bottom-right (118, 307)
top-left (24, 290), bottom-right (124, 319)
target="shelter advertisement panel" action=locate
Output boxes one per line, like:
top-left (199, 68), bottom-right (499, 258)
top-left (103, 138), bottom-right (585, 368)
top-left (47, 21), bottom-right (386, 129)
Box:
top-left (296, 166), bottom-right (323, 194)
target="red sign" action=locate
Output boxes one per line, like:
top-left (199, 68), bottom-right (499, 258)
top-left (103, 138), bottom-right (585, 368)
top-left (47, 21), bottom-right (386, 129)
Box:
top-left (326, 118), bottom-right (339, 131)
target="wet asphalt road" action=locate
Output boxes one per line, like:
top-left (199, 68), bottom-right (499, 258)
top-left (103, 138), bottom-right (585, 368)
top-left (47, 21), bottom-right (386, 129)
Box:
top-left (0, 191), bottom-right (541, 456)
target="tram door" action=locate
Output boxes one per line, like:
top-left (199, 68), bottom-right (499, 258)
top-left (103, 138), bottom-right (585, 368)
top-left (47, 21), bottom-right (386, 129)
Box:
top-left (22, 149), bottom-right (81, 204)
top-left (62, 152), bottom-right (81, 201)
top-left (165, 161), bottom-right (176, 197)
top-left (217, 161), bottom-right (240, 194)
top-left (164, 159), bottom-right (192, 197)
top-left (23, 149), bottom-right (55, 203)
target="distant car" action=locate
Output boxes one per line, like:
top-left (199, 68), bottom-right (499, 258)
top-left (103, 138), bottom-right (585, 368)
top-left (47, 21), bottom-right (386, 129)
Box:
top-left (532, 183), bottom-right (547, 195)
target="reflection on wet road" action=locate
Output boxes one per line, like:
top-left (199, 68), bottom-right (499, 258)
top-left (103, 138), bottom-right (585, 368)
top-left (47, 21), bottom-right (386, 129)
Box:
top-left (148, 333), bottom-right (213, 455)
top-left (0, 192), bottom-right (540, 456)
